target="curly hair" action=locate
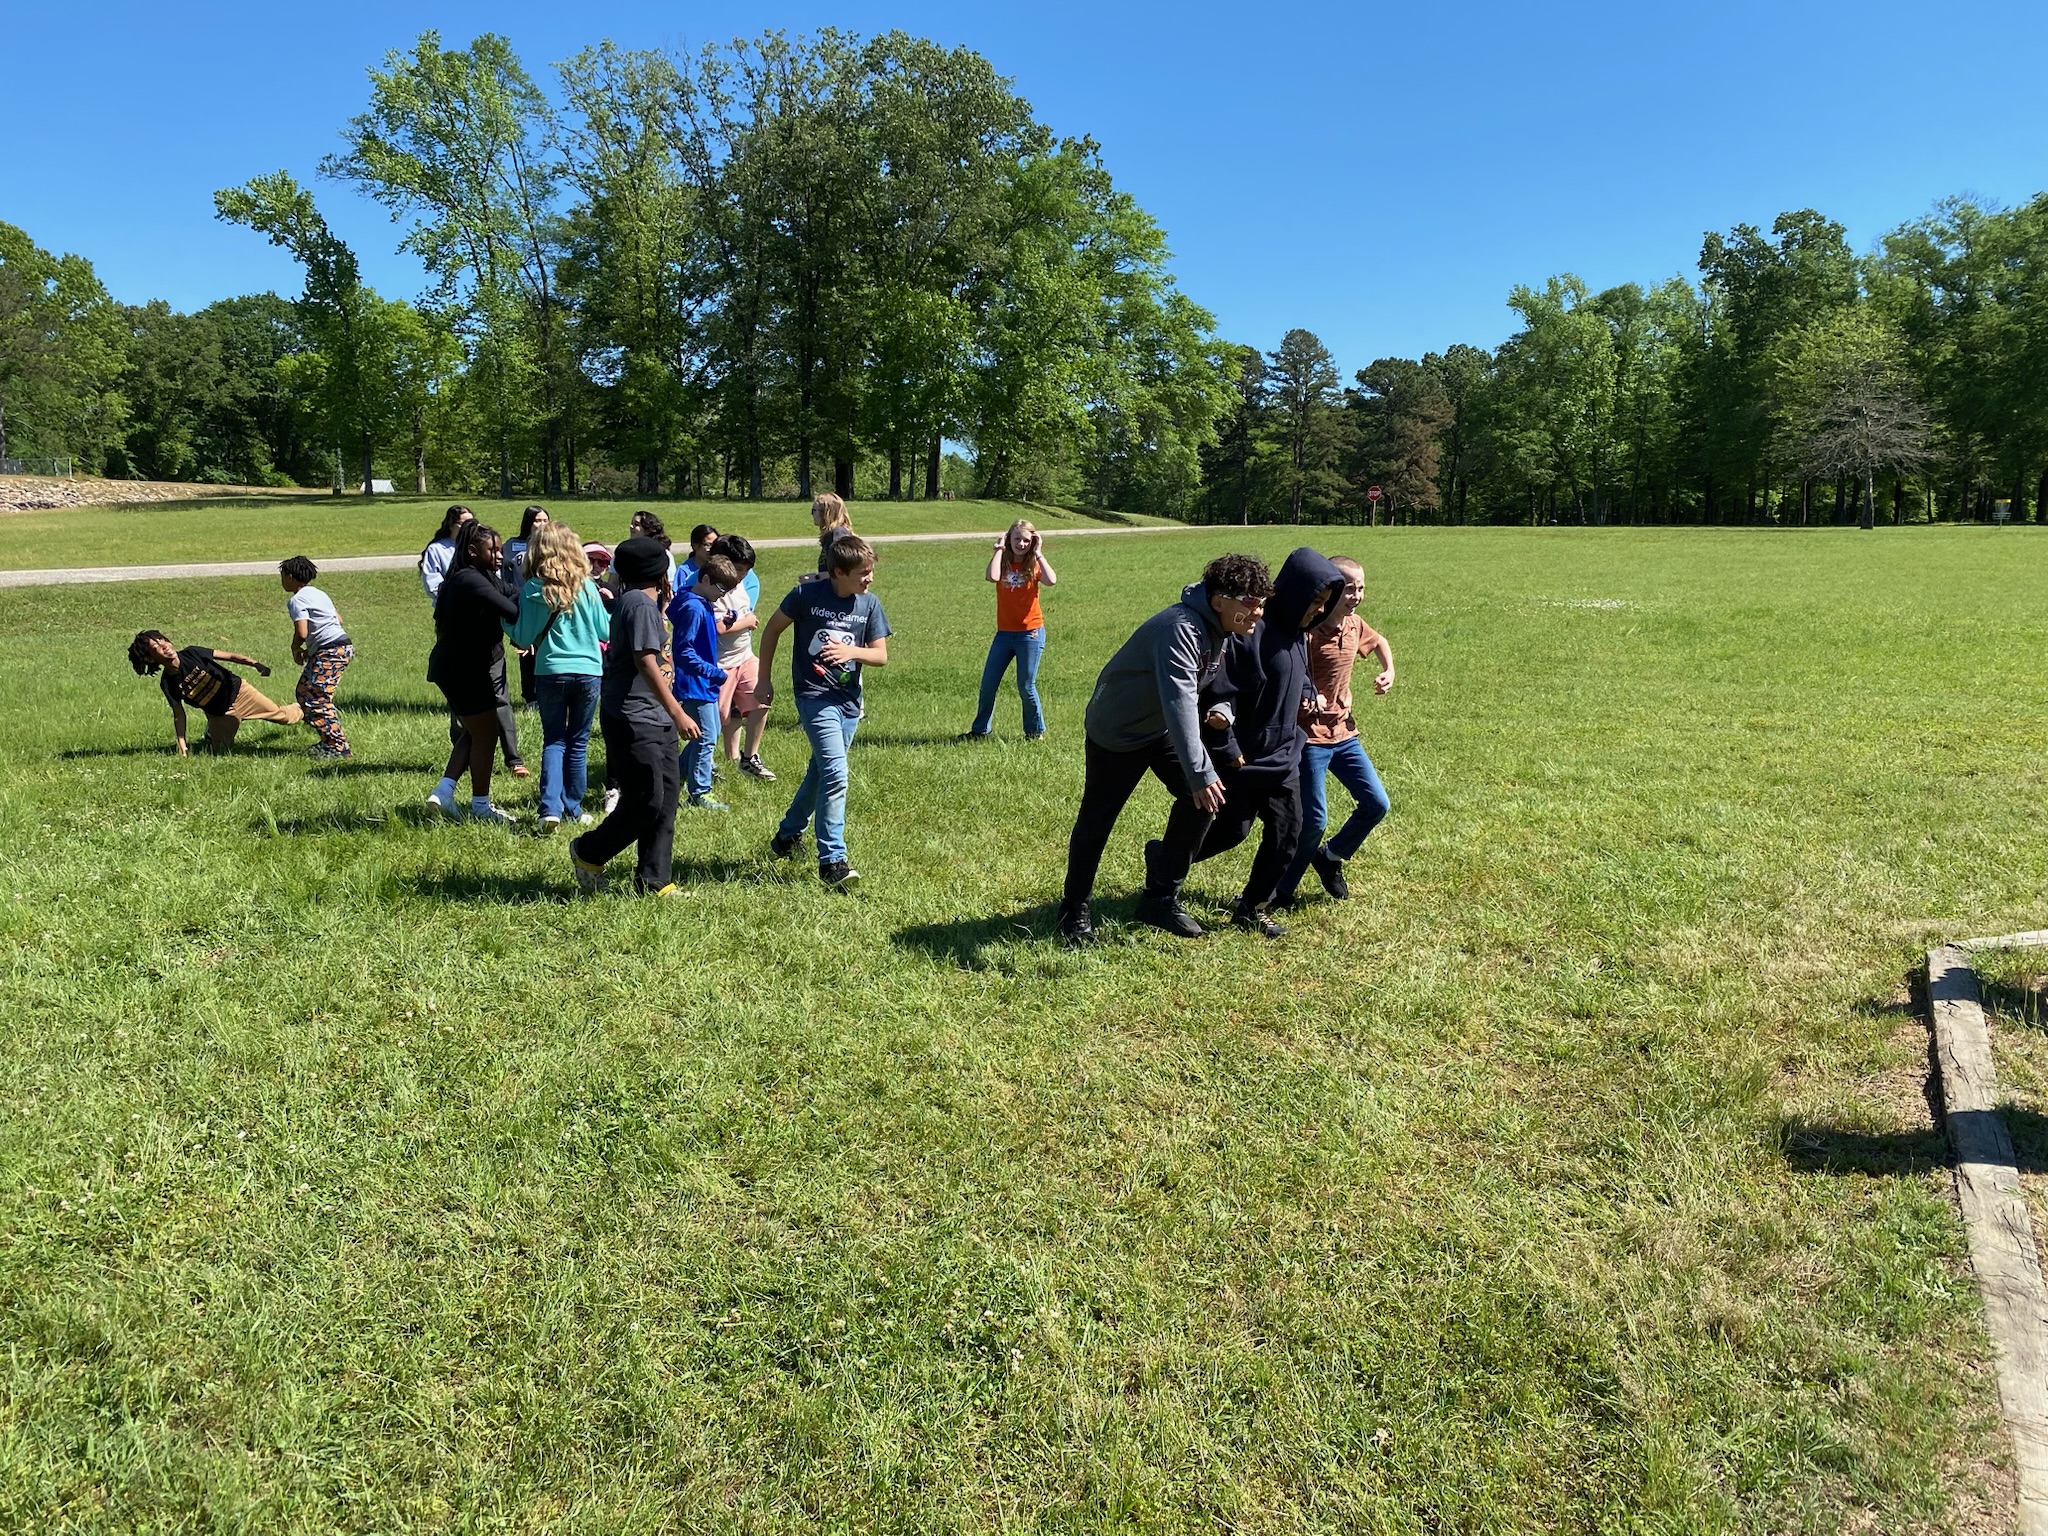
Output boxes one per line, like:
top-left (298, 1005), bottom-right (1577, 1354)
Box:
top-left (1202, 553), bottom-right (1273, 602)
top-left (129, 630), bottom-right (170, 674)
top-left (279, 555), bottom-right (317, 584)
top-left (530, 521), bottom-right (590, 613)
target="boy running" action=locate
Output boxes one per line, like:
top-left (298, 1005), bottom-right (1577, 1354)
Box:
top-left (1058, 553), bottom-right (1272, 946)
top-left (755, 535), bottom-right (890, 889)
top-left (279, 555), bottom-right (353, 759)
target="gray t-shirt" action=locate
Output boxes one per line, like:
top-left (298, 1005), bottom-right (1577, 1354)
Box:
top-left (286, 585), bottom-right (348, 650)
top-left (600, 588), bottom-right (672, 728)
top-left (779, 583), bottom-right (890, 713)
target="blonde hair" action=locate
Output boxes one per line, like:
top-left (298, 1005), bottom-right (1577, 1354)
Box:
top-left (812, 492), bottom-right (850, 533)
top-left (531, 521), bottom-right (591, 613)
top-left (1003, 518), bottom-right (1039, 574)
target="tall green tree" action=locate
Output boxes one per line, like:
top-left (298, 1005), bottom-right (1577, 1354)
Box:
top-left (0, 222), bottom-right (126, 470)
top-left (325, 32), bottom-right (567, 497)
top-left (1263, 327), bottom-right (1344, 523)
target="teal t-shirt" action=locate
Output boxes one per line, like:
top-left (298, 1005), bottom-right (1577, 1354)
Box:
top-left (506, 579), bottom-right (608, 677)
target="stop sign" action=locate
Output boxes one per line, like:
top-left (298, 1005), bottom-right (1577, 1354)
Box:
top-left (1366, 485), bottom-right (1382, 502)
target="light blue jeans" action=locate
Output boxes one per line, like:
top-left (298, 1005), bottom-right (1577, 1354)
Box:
top-left (1277, 736), bottom-right (1390, 902)
top-left (971, 627), bottom-right (1046, 737)
top-left (679, 698), bottom-right (721, 799)
top-left (779, 698), bottom-right (861, 863)
top-left (535, 673), bottom-right (600, 821)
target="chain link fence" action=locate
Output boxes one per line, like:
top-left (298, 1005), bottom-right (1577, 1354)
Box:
top-left (0, 457), bottom-right (76, 477)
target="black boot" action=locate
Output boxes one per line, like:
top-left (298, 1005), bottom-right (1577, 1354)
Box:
top-left (1231, 899), bottom-right (1286, 939)
top-left (1311, 846), bottom-right (1350, 900)
top-left (1058, 900), bottom-right (1095, 947)
top-left (1136, 887), bottom-right (1204, 938)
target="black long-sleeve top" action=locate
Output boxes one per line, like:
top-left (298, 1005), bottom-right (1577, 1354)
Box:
top-left (428, 566), bottom-right (521, 687)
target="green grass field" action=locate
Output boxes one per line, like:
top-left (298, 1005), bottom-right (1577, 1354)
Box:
top-left (0, 494), bottom-right (1169, 571)
top-left (1, 523), bottom-right (2040, 1531)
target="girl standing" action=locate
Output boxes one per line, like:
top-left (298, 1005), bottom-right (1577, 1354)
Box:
top-left (812, 492), bottom-right (855, 575)
top-left (417, 505), bottom-right (473, 604)
top-left (965, 518), bottom-right (1056, 740)
top-left (503, 505), bottom-right (550, 703)
top-left (505, 521), bottom-right (609, 832)
top-left (425, 521), bottom-right (521, 825)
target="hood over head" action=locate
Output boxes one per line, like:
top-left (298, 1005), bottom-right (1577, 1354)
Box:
top-left (1265, 547), bottom-right (1347, 636)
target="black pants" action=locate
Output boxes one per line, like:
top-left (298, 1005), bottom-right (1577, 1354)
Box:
top-left (1063, 736), bottom-right (1215, 907)
top-left (576, 713), bottom-right (679, 891)
top-left (1195, 772), bottom-right (1302, 910)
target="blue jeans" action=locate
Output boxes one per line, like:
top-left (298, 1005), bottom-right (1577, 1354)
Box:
top-left (971, 627), bottom-right (1045, 737)
top-left (679, 698), bottom-right (722, 799)
top-left (1278, 736), bottom-right (1389, 902)
top-left (779, 699), bottom-right (861, 864)
top-left (534, 673), bottom-right (600, 820)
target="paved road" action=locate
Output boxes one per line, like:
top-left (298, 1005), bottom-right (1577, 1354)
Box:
top-left (0, 522), bottom-right (1193, 588)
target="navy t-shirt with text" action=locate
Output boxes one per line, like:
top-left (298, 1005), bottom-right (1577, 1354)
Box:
top-left (778, 583), bottom-right (890, 713)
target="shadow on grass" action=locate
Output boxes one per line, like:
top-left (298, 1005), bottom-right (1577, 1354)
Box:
top-left (893, 898), bottom-right (1146, 967)
top-left (256, 808), bottom-right (402, 836)
top-left (62, 742), bottom-right (301, 761)
top-left (396, 869), bottom-right (569, 905)
top-left (309, 760), bottom-right (443, 777)
top-left (1980, 973), bottom-right (2048, 1031)
top-left (1778, 1117), bottom-right (1950, 1176)
top-left (846, 729), bottom-right (970, 750)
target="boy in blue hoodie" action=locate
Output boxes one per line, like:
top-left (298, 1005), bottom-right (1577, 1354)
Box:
top-left (1194, 548), bottom-right (1346, 937)
top-left (666, 554), bottom-right (737, 810)
top-left (1059, 552), bottom-right (1273, 946)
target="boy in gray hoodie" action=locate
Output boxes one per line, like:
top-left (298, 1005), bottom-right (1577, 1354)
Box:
top-left (1059, 553), bottom-right (1274, 945)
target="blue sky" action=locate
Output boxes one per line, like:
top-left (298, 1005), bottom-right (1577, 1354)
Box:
top-left (11, 0), bottom-right (2045, 379)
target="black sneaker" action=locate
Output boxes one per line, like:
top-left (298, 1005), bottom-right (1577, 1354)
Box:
top-left (739, 753), bottom-right (777, 781)
top-left (1312, 847), bottom-right (1351, 901)
top-left (771, 831), bottom-right (801, 860)
top-left (957, 730), bottom-right (992, 742)
top-left (820, 860), bottom-right (861, 891)
top-left (1058, 901), bottom-right (1095, 947)
top-left (1231, 900), bottom-right (1287, 939)
top-left (1135, 890), bottom-right (1203, 939)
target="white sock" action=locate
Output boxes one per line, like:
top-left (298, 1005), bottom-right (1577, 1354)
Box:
top-left (434, 777), bottom-right (457, 801)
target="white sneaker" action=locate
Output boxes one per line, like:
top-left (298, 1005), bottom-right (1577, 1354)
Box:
top-left (425, 790), bottom-right (459, 820)
top-left (539, 815), bottom-right (562, 834)
top-left (577, 812), bottom-right (595, 825)
top-left (470, 802), bottom-right (517, 827)
top-left (602, 787), bottom-right (621, 816)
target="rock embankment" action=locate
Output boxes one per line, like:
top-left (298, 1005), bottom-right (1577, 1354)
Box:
top-left (0, 476), bottom-right (324, 512)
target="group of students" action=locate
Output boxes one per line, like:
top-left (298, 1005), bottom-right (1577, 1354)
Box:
top-left (1056, 545), bottom-right (1392, 945)
top-left (124, 494), bottom-right (1393, 935)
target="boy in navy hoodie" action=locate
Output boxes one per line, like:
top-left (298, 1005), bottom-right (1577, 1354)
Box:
top-left (1193, 547), bottom-right (1346, 936)
top-left (666, 554), bottom-right (737, 810)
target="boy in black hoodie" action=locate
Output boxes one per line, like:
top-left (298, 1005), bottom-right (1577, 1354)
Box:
top-left (1193, 547), bottom-right (1346, 936)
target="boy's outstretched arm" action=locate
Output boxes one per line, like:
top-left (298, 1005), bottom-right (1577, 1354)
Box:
top-left (753, 610), bottom-right (794, 708)
top-left (212, 650), bottom-right (272, 677)
top-left (168, 699), bottom-right (189, 755)
top-left (1368, 630), bottom-right (1395, 694)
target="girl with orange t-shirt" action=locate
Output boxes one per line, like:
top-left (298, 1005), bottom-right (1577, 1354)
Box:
top-left (965, 518), bottom-right (1057, 740)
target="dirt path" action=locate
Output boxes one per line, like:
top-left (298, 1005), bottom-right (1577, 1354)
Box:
top-left (0, 523), bottom-right (1193, 588)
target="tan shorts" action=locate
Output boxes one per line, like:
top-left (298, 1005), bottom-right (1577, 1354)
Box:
top-left (719, 654), bottom-right (761, 720)
top-left (229, 685), bottom-right (303, 724)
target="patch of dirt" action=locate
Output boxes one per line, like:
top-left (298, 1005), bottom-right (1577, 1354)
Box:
top-left (0, 476), bottom-right (325, 513)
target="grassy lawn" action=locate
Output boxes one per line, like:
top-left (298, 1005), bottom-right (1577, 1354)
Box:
top-left (0, 494), bottom-right (1171, 571)
top-left (0, 525), bottom-right (2038, 1531)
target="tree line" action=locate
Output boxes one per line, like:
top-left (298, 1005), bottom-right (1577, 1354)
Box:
top-left (1203, 203), bottom-right (2048, 527)
top-left (0, 28), bottom-right (1226, 511)
top-left (3, 27), bottom-right (2045, 525)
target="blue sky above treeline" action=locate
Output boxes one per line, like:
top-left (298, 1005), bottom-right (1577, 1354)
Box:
top-left (14, 0), bottom-right (2045, 378)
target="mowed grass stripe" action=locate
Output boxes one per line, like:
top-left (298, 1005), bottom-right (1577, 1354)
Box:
top-left (0, 526), bottom-right (2034, 1530)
